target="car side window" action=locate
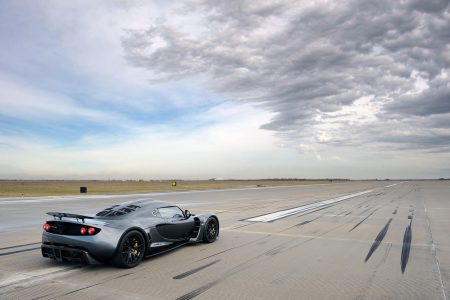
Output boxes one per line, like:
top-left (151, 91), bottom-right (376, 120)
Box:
top-left (158, 206), bottom-right (184, 219)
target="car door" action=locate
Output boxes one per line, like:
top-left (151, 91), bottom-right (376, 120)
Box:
top-left (155, 206), bottom-right (195, 241)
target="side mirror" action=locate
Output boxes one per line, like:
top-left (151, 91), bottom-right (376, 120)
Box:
top-left (184, 210), bottom-right (191, 219)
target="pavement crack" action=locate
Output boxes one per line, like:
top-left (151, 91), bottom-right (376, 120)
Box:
top-left (422, 203), bottom-right (447, 300)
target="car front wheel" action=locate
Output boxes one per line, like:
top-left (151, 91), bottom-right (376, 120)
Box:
top-left (203, 217), bottom-right (219, 243)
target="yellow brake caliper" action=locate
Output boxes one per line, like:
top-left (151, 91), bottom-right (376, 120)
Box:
top-left (134, 242), bottom-right (139, 255)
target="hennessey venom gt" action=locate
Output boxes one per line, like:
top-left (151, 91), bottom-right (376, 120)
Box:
top-left (41, 199), bottom-right (219, 268)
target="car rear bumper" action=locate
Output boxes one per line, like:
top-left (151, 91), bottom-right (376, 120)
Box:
top-left (41, 243), bottom-right (101, 264)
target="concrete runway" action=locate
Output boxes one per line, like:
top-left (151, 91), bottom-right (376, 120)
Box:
top-left (0, 181), bottom-right (449, 299)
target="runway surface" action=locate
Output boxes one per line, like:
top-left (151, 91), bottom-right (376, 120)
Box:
top-left (0, 181), bottom-right (449, 299)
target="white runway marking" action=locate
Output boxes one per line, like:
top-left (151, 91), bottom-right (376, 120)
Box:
top-left (245, 183), bottom-right (401, 223)
top-left (245, 190), bottom-right (374, 222)
top-left (244, 182), bottom-right (403, 223)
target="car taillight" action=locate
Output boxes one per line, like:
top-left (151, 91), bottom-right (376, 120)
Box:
top-left (43, 223), bottom-right (51, 232)
top-left (88, 227), bottom-right (95, 235)
top-left (80, 227), bottom-right (87, 235)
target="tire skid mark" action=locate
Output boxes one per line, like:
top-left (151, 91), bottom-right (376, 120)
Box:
top-left (0, 242), bottom-right (41, 251)
top-left (347, 195), bottom-right (380, 213)
top-left (31, 293), bottom-right (52, 300)
top-left (173, 260), bottom-right (220, 280)
top-left (197, 235), bottom-right (271, 261)
top-left (285, 215), bottom-right (359, 252)
top-left (280, 209), bottom-right (330, 232)
top-left (231, 223), bottom-right (253, 230)
top-left (180, 187), bottom-right (398, 300)
top-left (47, 272), bottom-right (132, 299)
top-left (365, 218), bottom-right (393, 262)
top-left (336, 207), bottom-right (350, 215)
top-left (185, 207), bottom-right (351, 300)
top-left (401, 219), bottom-right (413, 274)
top-left (394, 189), bottom-right (415, 202)
top-left (264, 245), bottom-right (285, 256)
top-left (358, 242), bottom-right (392, 298)
top-left (334, 208), bottom-right (353, 217)
top-left (286, 194), bottom-right (379, 233)
top-left (182, 184), bottom-right (401, 299)
top-left (349, 208), bottom-right (380, 232)
top-left (296, 213), bottom-right (324, 226)
top-left (0, 247), bottom-right (41, 257)
top-left (285, 192), bottom-right (391, 251)
top-left (358, 206), bottom-right (374, 215)
top-left (367, 191), bottom-right (386, 198)
top-left (245, 189), bottom-right (376, 223)
top-left (177, 237), bottom-right (299, 300)
top-left (176, 281), bottom-right (218, 300)
top-left (297, 220), bottom-right (312, 226)
top-left (294, 206), bottom-right (333, 218)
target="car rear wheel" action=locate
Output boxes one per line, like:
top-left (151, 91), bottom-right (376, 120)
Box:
top-left (113, 230), bottom-right (145, 268)
top-left (203, 217), bottom-right (219, 243)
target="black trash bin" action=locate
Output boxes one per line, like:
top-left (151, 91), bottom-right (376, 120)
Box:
top-left (80, 186), bottom-right (87, 193)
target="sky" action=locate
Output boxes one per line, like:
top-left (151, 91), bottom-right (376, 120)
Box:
top-left (0, 0), bottom-right (449, 180)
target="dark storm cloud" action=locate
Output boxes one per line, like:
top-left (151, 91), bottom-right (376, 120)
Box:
top-left (122, 0), bottom-right (450, 151)
top-left (386, 81), bottom-right (450, 116)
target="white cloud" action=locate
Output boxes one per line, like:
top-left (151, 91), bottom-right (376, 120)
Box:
top-left (0, 103), bottom-right (312, 179)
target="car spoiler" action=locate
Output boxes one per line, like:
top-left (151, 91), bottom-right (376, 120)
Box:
top-left (47, 212), bottom-right (94, 222)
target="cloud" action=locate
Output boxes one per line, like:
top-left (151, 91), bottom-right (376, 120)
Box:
top-left (385, 74), bottom-right (450, 116)
top-left (0, 103), bottom-right (312, 179)
top-left (1, 0), bottom-right (449, 179)
top-left (122, 0), bottom-right (450, 153)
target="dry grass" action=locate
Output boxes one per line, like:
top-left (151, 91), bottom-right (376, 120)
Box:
top-left (0, 180), bottom-right (333, 197)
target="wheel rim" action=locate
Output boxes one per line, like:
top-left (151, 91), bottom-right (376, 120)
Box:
top-left (207, 219), bottom-right (218, 240)
top-left (121, 233), bottom-right (144, 265)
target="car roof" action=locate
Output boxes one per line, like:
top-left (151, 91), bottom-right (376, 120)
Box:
top-left (122, 198), bottom-right (171, 207)
top-left (95, 199), bottom-right (177, 217)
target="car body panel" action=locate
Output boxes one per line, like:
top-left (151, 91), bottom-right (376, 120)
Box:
top-left (41, 199), bottom-right (218, 265)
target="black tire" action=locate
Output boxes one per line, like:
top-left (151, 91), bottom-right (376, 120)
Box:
top-left (113, 230), bottom-right (145, 268)
top-left (203, 217), bottom-right (219, 243)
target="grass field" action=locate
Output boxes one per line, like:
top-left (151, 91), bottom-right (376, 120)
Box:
top-left (0, 180), bottom-right (334, 197)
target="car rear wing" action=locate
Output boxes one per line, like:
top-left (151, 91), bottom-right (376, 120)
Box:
top-left (47, 212), bottom-right (94, 223)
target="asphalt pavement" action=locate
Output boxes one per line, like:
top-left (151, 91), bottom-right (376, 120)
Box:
top-left (0, 180), bottom-right (448, 299)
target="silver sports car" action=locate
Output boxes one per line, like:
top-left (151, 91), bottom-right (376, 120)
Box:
top-left (41, 199), bottom-right (219, 268)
